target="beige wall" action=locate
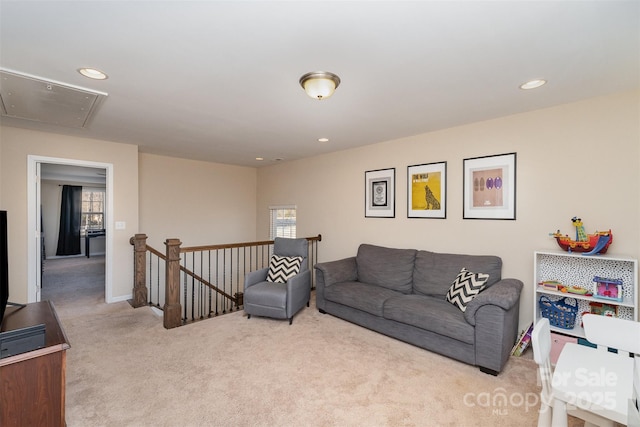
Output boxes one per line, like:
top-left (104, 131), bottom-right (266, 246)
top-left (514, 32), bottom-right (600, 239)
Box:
top-left (256, 91), bottom-right (640, 331)
top-left (138, 153), bottom-right (257, 249)
top-left (0, 126), bottom-right (139, 302)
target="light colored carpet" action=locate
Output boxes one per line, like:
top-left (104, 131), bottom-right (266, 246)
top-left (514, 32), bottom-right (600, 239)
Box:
top-left (45, 256), bottom-right (580, 427)
top-left (42, 255), bottom-right (105, 312)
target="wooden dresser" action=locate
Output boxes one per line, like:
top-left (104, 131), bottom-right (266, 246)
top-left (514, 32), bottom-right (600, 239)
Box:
top-left (0, 301), bottom-right (70, 426)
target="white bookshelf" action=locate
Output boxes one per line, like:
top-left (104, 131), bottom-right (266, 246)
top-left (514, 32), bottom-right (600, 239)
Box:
top-left (533, 251), bottom-right (638, 338)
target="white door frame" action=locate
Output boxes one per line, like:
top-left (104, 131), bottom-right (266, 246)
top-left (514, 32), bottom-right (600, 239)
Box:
top-left (27, 155), bottom-right (114, 303)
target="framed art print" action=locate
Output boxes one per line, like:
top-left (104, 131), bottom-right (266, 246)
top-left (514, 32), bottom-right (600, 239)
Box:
top-left (407, 161), bottom-right (446, 219)
top-left (365, 168), bottom-right (395, 218)
top-left (463, 152), bottom-right (516, 220)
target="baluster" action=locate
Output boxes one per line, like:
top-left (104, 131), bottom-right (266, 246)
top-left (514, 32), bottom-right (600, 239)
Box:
top-left (148, 249), bottom-right (153, 305)
top-left (156, 256), bottom-right (161, 308)
top-left (207, 251), bottom-right (212, 318)
top-left (235, 247), bottom-right (239, 311)
top-left (182, 256), bottom-right (187, 322)
top-left (215, 249), bottom-right (220, 316)
top-left (198, 256), bottom-right (201, 318)
top-left (189, 252), bottom-right (195, 322)
top-left (228, 248), bottom-right (232, 313)
top-left (222, 249), bottom-right (227, 314)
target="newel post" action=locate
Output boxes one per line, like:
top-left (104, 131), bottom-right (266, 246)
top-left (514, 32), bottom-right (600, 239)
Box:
top-left (130, 234), bottom-right (148, 308)
top-left (164, 238), bottom-right (182, 329)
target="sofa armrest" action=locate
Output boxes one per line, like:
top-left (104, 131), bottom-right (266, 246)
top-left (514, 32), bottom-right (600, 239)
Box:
top-left (463, 278), bottom-right (523, 326)
top-left (286, 269), bottom-right (312, 318)
top-left (464, 278), bottom-right (523, 374)
top-left (244, 267), bottom-right (268, 290)
top-left (314, 257), bottom-right (357, 311)
top-left (315, 257), bottom-right (357, 287)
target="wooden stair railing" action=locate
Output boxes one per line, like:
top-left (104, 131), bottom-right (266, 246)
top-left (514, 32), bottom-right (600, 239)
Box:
top-left (130, 234), bottom-right (322, 329)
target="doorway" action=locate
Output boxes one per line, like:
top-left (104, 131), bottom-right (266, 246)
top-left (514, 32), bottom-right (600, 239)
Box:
top-left (27, 155), bottom-right (114, 304)
top-left (39, 164), bottom-right (107, 305)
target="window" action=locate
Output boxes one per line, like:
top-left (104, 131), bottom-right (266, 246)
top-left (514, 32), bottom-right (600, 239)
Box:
top-left (269, 206), bottom-right (296, 239)
top-left (81, 188), bottom-right (105, 232)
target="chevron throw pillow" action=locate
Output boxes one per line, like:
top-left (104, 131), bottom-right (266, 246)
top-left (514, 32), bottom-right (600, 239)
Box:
top-left (266, 255), bottom-right (303, 283)
top-left (445, 268), bottom-right (490, 312)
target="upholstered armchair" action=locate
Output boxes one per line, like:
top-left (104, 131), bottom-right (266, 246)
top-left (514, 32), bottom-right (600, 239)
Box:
top-left (243, 237), bottom-right (310, 324)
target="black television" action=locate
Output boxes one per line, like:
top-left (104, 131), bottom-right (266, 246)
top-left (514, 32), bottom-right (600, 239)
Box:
top-left (0, 210), bottom-right (8, 326)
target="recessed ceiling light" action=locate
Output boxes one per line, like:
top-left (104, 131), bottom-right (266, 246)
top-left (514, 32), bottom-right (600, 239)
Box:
top-left (78, 68), bottom-right (108, 80)
top-left (519, 79), bottom-right (546, 90)
top-left (255, 157), bottom-right (264, 161)
top-left (318, 138), bottom-right (329, 142)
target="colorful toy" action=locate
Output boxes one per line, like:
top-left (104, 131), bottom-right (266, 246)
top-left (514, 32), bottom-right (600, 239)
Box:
top-left (566, 286), bottom-right (592, 296)
top-left (589, 301), bottom-right (618, 317)
top-left (539, 280), bottom-right (561, 291)
top-left (550, 217), bottom-right (612, 255)
top-left (592, 276), bottom-right (623, 302)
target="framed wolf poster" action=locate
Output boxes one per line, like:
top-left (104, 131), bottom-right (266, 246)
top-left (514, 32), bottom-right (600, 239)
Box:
top-left (407, 161), bottom-right (446, 219)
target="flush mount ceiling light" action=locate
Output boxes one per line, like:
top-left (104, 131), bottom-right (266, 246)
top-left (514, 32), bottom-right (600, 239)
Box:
top-left (78, 68), bottom-right (108, 80)
top-left (519, 79), bottom-right (546, 90)
top-left (299, 71), bottom-right (341, 100)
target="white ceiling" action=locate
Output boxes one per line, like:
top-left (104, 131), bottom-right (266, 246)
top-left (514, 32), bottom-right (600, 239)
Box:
top-left (40, 163), bottom-right (106, 185)
top-left (1, 1), bottom-right (638, 168)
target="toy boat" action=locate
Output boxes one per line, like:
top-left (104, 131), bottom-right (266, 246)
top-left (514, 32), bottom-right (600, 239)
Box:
top-left (550, 217), bottom-right (613, 255)
top-left (551, 230), bottom-right (612, 254)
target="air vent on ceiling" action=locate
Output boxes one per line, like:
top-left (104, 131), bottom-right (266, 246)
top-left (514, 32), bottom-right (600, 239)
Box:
top-left (0, 69), bottom-right (108, 129)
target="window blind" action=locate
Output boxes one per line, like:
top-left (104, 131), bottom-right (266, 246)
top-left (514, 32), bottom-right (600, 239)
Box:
top-left (81, 188), bottom-right (106, 232)
top-left (269, 206), bottom-right (296, 239)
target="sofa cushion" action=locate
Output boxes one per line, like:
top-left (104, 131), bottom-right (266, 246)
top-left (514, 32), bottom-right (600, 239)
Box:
top-left (324, 281), bottom-right (402, 317)
top-left (266, 255), bottom-right (302, 283)
top-left (445, 268), bottom-right (489, 312)
top-left (356, 244), bottom-right (417, 293)
top-left (383, 295), bottom-right (475, 344)
top-left (412, 251), bottom-right (502, 297)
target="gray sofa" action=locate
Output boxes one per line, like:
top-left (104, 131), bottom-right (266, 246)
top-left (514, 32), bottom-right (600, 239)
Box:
top-left (314, 244), bottom-right (523, 375)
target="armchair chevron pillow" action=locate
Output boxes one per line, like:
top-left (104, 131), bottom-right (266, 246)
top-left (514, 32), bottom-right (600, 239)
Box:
top-left (445, 268), bottom-right (490, 312)
top-left (266, 255), bottom-right (303, 283)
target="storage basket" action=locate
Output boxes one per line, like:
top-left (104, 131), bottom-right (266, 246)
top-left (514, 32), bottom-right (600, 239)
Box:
top-left (539, 295), bottom-right (578, 329)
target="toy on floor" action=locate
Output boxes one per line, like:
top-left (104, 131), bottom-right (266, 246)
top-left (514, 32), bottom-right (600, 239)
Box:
top-left (550, 217), bottom-right (612, 255)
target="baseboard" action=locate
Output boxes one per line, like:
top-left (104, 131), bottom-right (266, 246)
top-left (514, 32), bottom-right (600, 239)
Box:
top-left (46, 253), bottom-right (105, 260)
top-left (46, 254), bottom-right (85, 260)
top-left (110, 294), bottom-right (133, 303)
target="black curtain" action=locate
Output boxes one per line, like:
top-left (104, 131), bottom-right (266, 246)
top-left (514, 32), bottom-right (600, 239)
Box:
top-left (56, 185), bottom-right (82, 256)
